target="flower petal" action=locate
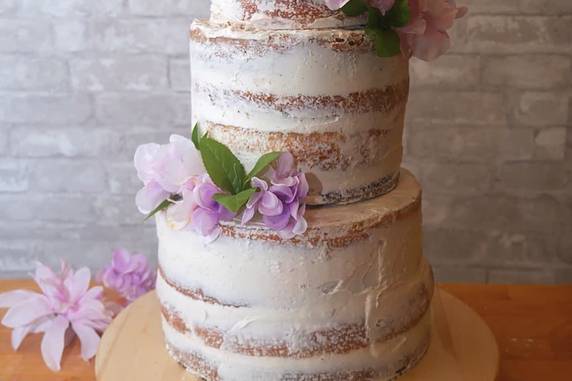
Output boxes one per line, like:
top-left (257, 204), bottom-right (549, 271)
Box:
top-left (72, 322), bottom-right (101, 361)
top-left (134, 143), bottom-right (160, 184)
top-left (12, 324), bottom-right (33, 350)
top-left (0, 290), bottom-right (38, 308)
top-left (135, 182), bottom-right (170, 215)
top-left (2, 295), bottom-right (52, 328)
top-left (259, 192), bottom-right (284, 217)
top-left (40, 316), bottom-right (69, 372)
top-left (241, 206), bottom-right (256, 225)
top-left (65, 267), bottom-right (91, 304)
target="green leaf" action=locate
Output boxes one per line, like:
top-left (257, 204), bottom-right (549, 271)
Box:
top-left (243, 152), bottom-right (282, 187)
top-left (144, 199), bottom-right (173, 221)
top-left (385, 0), bottom-right (410, 28)
top-left (366, 6), bottom-right (382, 27)
top-left (191, 123), bottom-right (208, 150)
top-left (366, 27), bottom-right (401, 57)
top-left (199, 137), bottom-right (246, 194)
top-left (341, 0), bottom-right (368, 17)
top-left (191, 123), bottom-right (201, 150)
top-left (213, 188), bottom-right (256, 213)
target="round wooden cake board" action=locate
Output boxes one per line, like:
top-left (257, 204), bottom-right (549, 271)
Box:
top-left (95, 289), bottom-right (499, 381)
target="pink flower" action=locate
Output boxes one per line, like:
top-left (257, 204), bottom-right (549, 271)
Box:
top-left (98, 249), bottom-right (156, 302)
top-left (166, 174), bottom-right (235, 240)
top-left (242, 153), bottom-right (309, 238)
top-left (398, 0), bottom-right (467, 61)
top-left (134, 135), bottom-right (205, 214)
top-left (369, 0), bottom-right (396, 13)
top-left (0, 262), bottom-right (112, 372)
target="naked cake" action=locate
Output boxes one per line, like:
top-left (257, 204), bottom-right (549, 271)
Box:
top-left (131, 1), bottom-right (467, 380)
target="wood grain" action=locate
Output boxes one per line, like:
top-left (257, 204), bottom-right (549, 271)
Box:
top-left (1, 281), bottom-right (571, 381)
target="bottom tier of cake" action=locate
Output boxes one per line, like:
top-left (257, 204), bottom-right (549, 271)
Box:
top-left (156, 169), bottom-right (433, 380)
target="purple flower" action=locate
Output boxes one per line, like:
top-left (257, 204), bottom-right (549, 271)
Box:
top-left (134, 135), bottom-right (205, 214)
top-left (98, 249), bottom-right (156, 302)
top-left (242, 153), bottom-right (309, 238)
top-left (0, 262), bottom-right (112, 372)
top-left (166, 174), bottom-right (235, 240)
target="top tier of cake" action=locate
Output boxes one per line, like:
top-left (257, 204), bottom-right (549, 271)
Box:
top-left (210, 0), bottom-right (365, 29)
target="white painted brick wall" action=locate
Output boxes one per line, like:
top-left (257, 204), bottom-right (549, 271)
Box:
top-left (0, 0), bottom-right (570, 284)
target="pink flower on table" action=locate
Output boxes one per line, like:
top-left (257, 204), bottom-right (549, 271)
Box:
top-left (166, 174), bottom-right (235, 240)
top-left (134, 135), bottom-right (205, 214)
top-left (98, 249), bottom-right (155, 303)
top-left (242, 153), bottom-right (309, 238)
top-left (0, 262), bottom-right (112, 372)
top-left (398, 0), bottom-right (467, 61)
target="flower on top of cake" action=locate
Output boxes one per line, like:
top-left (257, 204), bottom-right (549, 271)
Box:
top-left (134, 124), bottom-right (309, 241)
top-left (325, 0), bottom-right (467, 61)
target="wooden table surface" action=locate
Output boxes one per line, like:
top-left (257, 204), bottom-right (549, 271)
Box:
top-left (0, 280), bottom-right (571, 381)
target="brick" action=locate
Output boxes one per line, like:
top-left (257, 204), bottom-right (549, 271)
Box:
top-left (0, 56), bottom-right (68, 91)
top-left (424, 228), bottom-right (488, 265)
top-left (483, 231), bottom-right (560, 266)
top-left (407, 124), bottom-right (535, 162)
top-left (463, 15), bottom-right (572, 54)
top-left (464, 0), bottom-right (520, 14)
top-left (496, 161), bottom-right (568, 191)
top-left (54, 20), bottom-right (90, 52)
top-left (31, 160), bottom-right (106, 193)
top-left (482, 55), bottom-right (571, 89)
top-left (0, 195), bottom-right (94, 222)
top-left (0, 94), bottom-right (92, 124)
top-left (129, 0), bottom-right (210, 17)
top-left (71, 56), bottom-right (168, 92)
top-left (432, 266), bottom-right (487, 283)
top-left (468, 0), bottom-right (572, 15)
top-left (445, 194), bottom-right (567, 233)
top-left (554, 268), bottom-right (572, 284)
top-left (169, 58), bottom-right (190, 92)
top-left (0, 241), bottom-right (36, 277)
top-left (116, 129), bottom-right (187, 161)
top-left (407, 91), bottom-right (506, 125)
top-left (534, 126), bottom-right (567, 161)
top-left (517, 0), bottom-right (572, 15)
top-left (96, 93), bottom-right (189, 125)
top-left (418, 162), bottom-right (492, 194)
top-left (107, 162), bottom-right (141, 194)
top-left (0, 160), bottom-right (28, 192)
top-left (488, 268), bottom-right (555, 284)
top-left (20, 0), bottom-right (124, 16)
top-left (93, 19), bottom-right (190, 55)
top-left (0, 129), bottom-right (7, 155)
top-left (10, 128), bottom-right (121, 158)
top-left (0, 20), bottom-right (51, 53)
top-left (35, 240), bottom-right (116, 270)
top-left (0, 0), bottom-right (17, 15)
top-left (411, 55), bottom-right (480, 89)
top-left (512, 92), bottom-right (569, 126)
top-left (93, 195), bottom-right (146, 225)
top-left (559, 232), bottom-right (572, 265)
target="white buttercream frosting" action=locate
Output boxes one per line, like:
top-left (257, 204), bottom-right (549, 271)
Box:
top-left (210, 0), bottom-right (366, 29)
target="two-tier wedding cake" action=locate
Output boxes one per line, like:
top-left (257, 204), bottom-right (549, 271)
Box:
top-left (132, 0), bottom-right (467, 380)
